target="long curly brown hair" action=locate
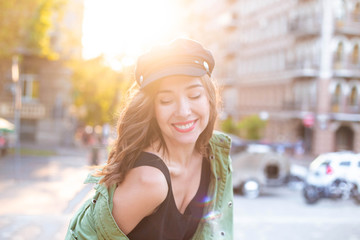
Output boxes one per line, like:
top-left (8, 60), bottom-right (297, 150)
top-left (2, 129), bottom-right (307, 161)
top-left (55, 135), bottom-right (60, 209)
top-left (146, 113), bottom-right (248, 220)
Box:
top-left (98, 75), bottom-right (219, 186)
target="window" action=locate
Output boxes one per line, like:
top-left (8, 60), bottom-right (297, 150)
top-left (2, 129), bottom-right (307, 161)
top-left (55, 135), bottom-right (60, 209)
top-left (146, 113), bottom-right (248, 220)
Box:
top-left (334, 41), bottom-right (344, 67)
top-left (21, 74), bottom-right (39, 101)
top-left (332, 83), bottom-right (342, 112)
top-left (352, 43), bottom-right (359, 65)
top-left (334, 0), bottom-right (347, 21)
top-left (339, 161), bottom-right (350, 166)
top-left (349, 86), bottom-right (358, 106)
top-left (352, 2), bottom-right (360, 21)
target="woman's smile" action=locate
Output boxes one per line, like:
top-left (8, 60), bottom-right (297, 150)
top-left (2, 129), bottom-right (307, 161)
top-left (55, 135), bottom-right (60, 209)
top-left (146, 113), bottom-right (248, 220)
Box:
top-left (172, 120), bottom-right (197, 133)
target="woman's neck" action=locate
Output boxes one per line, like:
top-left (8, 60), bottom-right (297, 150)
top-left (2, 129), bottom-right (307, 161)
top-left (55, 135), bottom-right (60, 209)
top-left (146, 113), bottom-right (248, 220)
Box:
top-left (148, 140), bottom-right (199, 167)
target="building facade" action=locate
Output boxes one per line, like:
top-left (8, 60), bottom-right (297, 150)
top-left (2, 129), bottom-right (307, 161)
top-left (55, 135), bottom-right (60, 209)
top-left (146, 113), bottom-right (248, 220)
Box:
top-left (0, 0), bottom-right (84, 146)
top-left (185, 0), bottom-right (360, 155)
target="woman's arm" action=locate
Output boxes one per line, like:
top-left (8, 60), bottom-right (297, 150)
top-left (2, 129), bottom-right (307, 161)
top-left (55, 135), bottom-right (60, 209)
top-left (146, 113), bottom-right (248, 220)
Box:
top-left (112, 166), bottom-right (168, 234)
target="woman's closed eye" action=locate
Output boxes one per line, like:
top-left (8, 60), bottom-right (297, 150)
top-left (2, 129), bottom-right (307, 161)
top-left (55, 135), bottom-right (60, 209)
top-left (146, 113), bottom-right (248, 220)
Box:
top-left (159, 98), bottom-right (173, 105)
top-left (188, 93), bottom-right (201, 100)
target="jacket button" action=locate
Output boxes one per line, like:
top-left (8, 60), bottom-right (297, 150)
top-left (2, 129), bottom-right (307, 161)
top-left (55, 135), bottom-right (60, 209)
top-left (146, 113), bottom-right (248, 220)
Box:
top-left (220, 231), bottom-right (225, 236)
top-left (228, 201), bottom-right (233, 208)
top-left (209, 155), bottom-right (215, 160)
top-left (92, 199), bottom-right (97, 204)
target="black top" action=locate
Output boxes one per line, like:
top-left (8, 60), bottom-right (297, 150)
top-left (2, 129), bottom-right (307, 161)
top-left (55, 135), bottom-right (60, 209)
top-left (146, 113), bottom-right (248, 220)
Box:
top-left (126, 152), bottom-right (211, 240)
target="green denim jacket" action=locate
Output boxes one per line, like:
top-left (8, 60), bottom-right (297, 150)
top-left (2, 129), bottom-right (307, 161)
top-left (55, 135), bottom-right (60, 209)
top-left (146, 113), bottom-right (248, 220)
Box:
top-left (66, 131), bottom-right (233, 240)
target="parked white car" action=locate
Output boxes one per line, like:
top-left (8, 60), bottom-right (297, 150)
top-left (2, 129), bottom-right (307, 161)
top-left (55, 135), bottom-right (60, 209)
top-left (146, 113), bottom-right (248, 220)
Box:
top-left (303, 151), bottom-right (360, 204)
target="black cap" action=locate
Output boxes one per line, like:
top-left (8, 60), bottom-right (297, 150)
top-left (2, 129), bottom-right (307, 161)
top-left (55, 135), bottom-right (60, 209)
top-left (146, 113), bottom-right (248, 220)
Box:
top-left (135, 38), bottom-right (215, 88)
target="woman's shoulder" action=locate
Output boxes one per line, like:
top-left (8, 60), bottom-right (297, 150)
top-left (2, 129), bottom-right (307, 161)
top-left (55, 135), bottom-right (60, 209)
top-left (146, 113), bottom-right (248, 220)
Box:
top-left (128, 164), bottom-right (168, 191)
top-left (113, 158), bottom-right (169, 212)
top-left (124, 152), bottom-right (169, 199)
top-left (210, 131), bottom-right (232, 148)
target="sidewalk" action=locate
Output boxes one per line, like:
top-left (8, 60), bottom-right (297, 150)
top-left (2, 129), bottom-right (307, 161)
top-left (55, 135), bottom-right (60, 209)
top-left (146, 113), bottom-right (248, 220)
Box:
top-left (0, 144), bottom-right (106, 240)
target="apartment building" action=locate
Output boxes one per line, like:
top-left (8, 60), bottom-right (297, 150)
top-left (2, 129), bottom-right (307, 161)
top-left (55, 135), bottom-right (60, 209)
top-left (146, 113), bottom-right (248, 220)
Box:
top-left (186, 0), bottom-right (360, 155)
top-left (0, 0), bottom-right (84, 146)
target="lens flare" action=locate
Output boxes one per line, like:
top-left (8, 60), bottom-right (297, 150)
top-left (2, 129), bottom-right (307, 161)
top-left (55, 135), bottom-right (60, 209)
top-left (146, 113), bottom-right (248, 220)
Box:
top-left (202, 210), bottom-right (222, 222)
top-left (201, 195), bottom-right (212, 205)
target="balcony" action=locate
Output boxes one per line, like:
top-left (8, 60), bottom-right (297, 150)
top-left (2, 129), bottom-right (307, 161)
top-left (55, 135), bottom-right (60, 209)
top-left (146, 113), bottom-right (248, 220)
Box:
top-left (0, 102), bottom-right (46, 119)
top-left (332, 61), bottom-right (360, 78)
top-left (286, 61), bottom-right (319, 78)
top-left (282, 101), bottom-right (315, 112)
top-left (346, 105), bottom-right (360, 114)
top-left (335, 18), bottom-right (360, 35)
top-left (288, 16), bottom-right (322, 37)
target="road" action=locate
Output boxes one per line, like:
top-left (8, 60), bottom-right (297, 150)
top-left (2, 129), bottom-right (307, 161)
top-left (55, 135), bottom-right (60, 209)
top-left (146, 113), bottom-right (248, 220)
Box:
top-left (234, 186), bottom-right (360, 240)
top-left (0, 149), bottom-right (360, 240)
top-left (0, 147), bottom-right (95, 240)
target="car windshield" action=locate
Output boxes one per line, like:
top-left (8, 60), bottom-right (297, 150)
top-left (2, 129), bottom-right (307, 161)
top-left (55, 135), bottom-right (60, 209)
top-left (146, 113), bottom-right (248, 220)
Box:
top-left (310, 155), bottom-right (328, 170)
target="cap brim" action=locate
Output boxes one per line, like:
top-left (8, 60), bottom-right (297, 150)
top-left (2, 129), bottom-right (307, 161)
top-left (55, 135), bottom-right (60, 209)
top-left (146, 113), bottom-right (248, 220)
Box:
top-left (140, 65), bottom-right (207, 88)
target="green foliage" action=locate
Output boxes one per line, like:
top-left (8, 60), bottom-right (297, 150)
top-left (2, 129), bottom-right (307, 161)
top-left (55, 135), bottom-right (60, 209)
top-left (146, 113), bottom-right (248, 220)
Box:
top-left (220, 115), bottom-right (267, 140)
top-left (0, 0), bottom-right (65, 58)
top-left (220, 116), bottom-right (239, 135)
top-left (238, 115), bottom-right (267, 140)
top-left (68, 56), bottom-right (132, 126)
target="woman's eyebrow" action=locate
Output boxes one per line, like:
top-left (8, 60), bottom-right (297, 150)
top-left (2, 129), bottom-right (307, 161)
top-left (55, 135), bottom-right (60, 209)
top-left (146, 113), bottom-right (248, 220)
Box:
top-left (157, 89), bottom-right (172, 94)
top-left (186, 83), bottom-right (203, 90)
top-left (157, 83), bottom-right (203, 94)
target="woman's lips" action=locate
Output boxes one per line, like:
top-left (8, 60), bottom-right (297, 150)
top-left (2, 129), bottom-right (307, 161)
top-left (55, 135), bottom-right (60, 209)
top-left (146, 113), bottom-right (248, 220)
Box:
top-left (172, 120), bottom-right (197, 133)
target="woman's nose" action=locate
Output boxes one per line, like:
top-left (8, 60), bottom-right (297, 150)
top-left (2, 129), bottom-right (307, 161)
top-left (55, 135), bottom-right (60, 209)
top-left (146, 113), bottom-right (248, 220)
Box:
top-left (176, 98), bottom-right (191, 116)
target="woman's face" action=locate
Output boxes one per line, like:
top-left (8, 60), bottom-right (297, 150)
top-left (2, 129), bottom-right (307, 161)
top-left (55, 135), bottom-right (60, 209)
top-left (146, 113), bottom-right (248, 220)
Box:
top-left (154, 75), bottom-right (210, 147)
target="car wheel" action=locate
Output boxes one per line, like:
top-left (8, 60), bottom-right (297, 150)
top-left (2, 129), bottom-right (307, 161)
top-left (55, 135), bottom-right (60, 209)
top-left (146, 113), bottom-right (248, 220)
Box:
top-left (303, 185), bottom-right (320, 204)
top-left (241, 179), bottom-right (260, 199)
top-left (329, 179), bottom-right (351, 200)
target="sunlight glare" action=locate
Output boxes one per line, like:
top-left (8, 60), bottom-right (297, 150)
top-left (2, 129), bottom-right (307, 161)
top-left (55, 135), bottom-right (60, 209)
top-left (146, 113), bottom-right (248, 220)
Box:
top-left (82, 0), bottom-right (182, 66)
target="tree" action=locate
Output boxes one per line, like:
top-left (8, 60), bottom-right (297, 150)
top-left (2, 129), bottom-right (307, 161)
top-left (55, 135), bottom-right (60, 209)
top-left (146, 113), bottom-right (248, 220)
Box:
top-left (220, 115), bottom-right (267, 140)
top-left (68, 56), bottom-right (132, 126)
top-left (238, 115), bottom-right (267, 140)
top-left (0, 0), bottom-right (65, 59)
top-left (220, 116), bottom-right (239, 135)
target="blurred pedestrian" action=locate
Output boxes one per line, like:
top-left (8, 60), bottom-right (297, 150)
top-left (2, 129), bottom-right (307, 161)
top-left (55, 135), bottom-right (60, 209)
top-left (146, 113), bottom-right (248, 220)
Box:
top-left (66, 38), bottom-right (233, 240)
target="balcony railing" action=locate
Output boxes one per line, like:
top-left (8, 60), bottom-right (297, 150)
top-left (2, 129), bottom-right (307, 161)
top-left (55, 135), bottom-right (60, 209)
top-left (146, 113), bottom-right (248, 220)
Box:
top-left (288, 16), bottom-right (322, 36)
top-left (335, 18), bottom-right (360, 35)
top-left (0, 102), bottom-right (46, 119)
top-left (332, 61), bottom-right (360, 78)
top-left (282, 101), bottom-right (360, 115)
top-left (282, 101), bottom-right (315, 112)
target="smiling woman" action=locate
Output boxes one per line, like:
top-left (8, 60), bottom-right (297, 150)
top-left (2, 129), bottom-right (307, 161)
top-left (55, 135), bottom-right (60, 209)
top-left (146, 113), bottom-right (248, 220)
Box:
top-left (82, 0), bottom-right (181, 64)
top-left (65, 38), bottom-right (234, 240)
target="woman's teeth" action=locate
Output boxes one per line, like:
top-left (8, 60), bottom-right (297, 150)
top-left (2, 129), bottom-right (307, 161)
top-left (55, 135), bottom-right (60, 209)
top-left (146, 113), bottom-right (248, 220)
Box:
top-left (174, 121), bottom-right (194, 130)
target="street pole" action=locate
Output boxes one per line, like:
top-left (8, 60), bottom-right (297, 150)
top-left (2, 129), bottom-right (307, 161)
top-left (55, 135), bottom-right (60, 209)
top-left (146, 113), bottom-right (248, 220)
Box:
top-left (12, 55), bottom-right (21, 180)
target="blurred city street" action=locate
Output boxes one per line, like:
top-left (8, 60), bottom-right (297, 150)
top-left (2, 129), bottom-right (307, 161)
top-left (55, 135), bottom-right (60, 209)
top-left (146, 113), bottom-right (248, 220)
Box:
top-left (0, 147), bottom-right (359, 240)
top-left (0, 146), bottom-right (99, 240)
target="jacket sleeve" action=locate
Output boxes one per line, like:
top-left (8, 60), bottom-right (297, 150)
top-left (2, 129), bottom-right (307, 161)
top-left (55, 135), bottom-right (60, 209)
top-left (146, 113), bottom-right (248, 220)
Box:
top-left (65, 198), bottom-right (98, 240)
top-left (65, 179), bottom-right (129, 240)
